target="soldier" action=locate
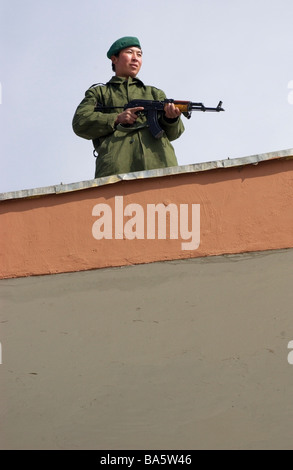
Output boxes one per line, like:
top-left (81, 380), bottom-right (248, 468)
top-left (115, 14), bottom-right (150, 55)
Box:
top-left (72, 36), bottom-right (184, 178)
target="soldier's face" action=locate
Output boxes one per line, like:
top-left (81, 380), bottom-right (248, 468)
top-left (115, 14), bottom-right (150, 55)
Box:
top-left (112, 47), bottom-right (142, 78)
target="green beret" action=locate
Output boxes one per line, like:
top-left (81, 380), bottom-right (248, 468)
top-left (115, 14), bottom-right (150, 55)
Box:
top-left (107, 36), bottom-right (141, 59)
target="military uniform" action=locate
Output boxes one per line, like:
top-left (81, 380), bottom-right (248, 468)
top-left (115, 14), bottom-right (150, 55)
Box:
top-left (72, 76), bottom-right (184, 178)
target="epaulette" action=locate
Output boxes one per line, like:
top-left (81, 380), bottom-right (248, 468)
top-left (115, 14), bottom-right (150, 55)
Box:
top-left (89, 82), bottom-right (106, 88)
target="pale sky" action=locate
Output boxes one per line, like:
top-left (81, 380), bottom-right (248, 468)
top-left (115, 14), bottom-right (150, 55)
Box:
top-left (1, 0), bottom-right (293, 193)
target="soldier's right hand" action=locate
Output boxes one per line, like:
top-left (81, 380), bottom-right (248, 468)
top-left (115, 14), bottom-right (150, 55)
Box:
top-left (115, 107), bottom-right (144, 125)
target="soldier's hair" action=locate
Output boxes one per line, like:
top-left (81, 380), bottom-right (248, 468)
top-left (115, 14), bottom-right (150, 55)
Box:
top-left (111, 53), bottom-right (120, 72)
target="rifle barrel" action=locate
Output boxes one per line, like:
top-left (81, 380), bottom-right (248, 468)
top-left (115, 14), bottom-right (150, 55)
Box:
top-left (190, 101), bottom-right (224, 112)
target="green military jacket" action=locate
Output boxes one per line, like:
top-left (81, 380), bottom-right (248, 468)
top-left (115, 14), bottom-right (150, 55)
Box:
top-left (72, 76), bottom-right (185, 178)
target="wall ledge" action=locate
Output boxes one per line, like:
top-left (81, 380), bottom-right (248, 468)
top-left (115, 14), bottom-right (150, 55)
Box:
top-left (1, 147), bottom-right (293, 202)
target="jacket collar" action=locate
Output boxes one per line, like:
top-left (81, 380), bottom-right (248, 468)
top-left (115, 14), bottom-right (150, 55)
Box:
top-left (107, 75), bottom-right (145, 87)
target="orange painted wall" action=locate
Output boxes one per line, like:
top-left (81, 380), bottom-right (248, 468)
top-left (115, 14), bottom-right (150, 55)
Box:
top-left (1, 158), bottom-right (293, 279)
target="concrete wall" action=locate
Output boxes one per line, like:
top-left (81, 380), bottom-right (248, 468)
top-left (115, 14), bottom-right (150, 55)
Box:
top-left (1, 150), bottom-right (293, 449)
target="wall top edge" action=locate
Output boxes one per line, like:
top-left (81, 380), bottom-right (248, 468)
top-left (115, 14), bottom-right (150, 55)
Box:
top-left (1, 148), bottom-right (293, 202)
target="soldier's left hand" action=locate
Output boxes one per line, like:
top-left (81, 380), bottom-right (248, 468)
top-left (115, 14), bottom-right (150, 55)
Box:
top-left (164, 103), bottom-right (181, 119)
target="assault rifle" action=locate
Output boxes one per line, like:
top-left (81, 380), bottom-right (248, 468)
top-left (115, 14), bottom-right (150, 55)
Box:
top-left (94, 99), bottom-right (224, 139)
